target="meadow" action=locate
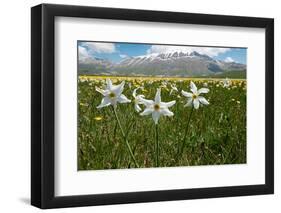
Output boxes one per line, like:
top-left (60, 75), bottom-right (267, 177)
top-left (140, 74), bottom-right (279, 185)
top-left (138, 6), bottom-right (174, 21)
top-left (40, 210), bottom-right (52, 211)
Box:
top-left (78, 76), bottom-right (246, 170)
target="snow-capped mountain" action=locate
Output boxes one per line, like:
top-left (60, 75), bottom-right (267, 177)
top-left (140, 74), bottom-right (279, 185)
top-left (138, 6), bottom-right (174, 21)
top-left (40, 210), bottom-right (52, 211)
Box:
top-left (78, 51), bottom-right (246, 77)
top-left (118, 51), bottom-right (213, 67)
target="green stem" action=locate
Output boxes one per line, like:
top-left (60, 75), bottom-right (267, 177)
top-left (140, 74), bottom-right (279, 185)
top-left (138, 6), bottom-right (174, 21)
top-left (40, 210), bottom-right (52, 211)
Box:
top-left (180, 107), bottom-right (194, 154)
top-left (113, 106), bottom-right (139, 168)
top-left (155, 124), bottom-right (159, 167)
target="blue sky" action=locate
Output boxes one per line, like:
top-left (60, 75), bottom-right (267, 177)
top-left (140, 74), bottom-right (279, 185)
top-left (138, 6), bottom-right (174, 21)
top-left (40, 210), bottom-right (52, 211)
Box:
top-left (78, 41), bottom-right (247, 64)
top-left (214, 48), bottom-right (246, 64)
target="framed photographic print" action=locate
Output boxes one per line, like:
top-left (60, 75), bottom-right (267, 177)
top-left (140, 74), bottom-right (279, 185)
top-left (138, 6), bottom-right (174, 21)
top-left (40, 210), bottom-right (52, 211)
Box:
top-left (31, 3), bottom-right (274, 209)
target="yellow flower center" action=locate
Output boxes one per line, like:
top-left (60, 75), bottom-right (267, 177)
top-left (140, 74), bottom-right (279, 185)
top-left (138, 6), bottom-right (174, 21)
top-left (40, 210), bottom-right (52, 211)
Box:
top-left (109, 92), bottom-right (116, 98)
top-left (154, 104), bottom-right (160, 111)
top-left (192, 94), bottom-right (198, 100)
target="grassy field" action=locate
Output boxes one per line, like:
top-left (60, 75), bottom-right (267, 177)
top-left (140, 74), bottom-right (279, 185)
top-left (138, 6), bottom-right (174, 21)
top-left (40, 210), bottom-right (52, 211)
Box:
top-left (78, 76), bottom-right (246, 170)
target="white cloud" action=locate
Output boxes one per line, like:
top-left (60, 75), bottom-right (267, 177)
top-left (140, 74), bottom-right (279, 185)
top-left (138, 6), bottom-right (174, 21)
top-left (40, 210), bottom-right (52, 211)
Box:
top-left (81, 42), bottom-right (116, 53)
top-left (119, 54), bottom-right (128, 58)
top-left (78, 46), bottom-right (90, 61)
top-left (147, 45), bottom-right (230, 57)
top-left (224, 56), bottom-right (235, 63)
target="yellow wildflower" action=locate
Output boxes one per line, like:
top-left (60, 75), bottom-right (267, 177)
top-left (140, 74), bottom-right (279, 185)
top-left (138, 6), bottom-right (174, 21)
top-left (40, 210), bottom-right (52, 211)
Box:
top-left (94, 116), bottom-right (103, 121)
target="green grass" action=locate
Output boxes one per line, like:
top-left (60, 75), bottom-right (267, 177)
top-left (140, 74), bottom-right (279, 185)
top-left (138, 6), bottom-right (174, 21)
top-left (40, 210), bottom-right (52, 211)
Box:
top-left (78, 77), bottom-right (246, 170)
top-left (207, 70), bottom-right (246, 79)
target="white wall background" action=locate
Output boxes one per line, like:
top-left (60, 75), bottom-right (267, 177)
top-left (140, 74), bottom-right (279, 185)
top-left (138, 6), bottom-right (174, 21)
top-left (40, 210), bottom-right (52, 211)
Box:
top-left (0, 0), bottom-right (279, 212)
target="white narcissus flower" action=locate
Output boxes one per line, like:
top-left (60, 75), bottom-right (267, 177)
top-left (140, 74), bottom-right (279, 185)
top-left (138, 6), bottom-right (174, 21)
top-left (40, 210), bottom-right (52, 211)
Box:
top-left (132, 87), bottom-right (145, 112)
top-left (96, 79), bottom-right (131, 108)
top-left (181, 81), bottom-right (209, 109)
top-left (140, 88), bottom-right (176, 124)
top-left (169, 84), bottom-right (178, 95)
top-left (222, 78), bottom-right (231, 88)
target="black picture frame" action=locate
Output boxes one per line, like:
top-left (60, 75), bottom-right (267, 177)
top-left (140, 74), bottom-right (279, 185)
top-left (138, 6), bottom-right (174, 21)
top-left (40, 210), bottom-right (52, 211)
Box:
top-left (31, 3), bottom-right (274, 209)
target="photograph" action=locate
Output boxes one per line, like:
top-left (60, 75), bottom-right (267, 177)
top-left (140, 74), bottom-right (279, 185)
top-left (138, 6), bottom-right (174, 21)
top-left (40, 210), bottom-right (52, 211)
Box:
top-left (29, 3), bottom-right (274, 209)
top-left (77, 41), bottom-right (247, 170)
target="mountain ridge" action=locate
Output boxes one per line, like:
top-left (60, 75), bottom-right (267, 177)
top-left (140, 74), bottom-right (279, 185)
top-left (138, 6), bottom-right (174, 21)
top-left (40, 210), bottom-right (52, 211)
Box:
top-left (78, 50), bottom-right (246, 77)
